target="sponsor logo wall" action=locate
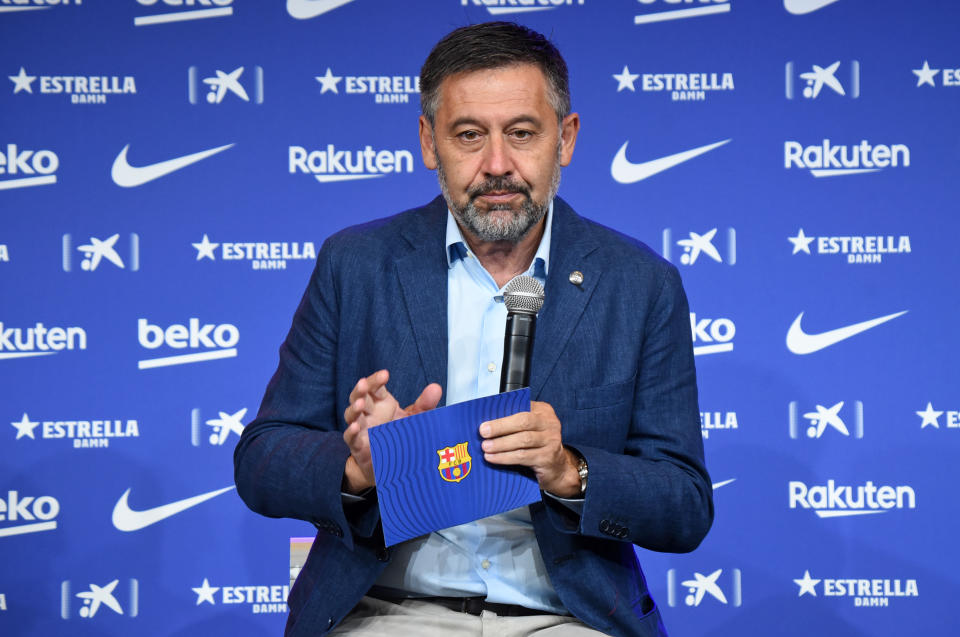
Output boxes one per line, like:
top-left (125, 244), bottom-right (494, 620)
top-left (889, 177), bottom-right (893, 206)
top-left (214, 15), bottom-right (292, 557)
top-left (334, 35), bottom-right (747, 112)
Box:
top-left (1, 3), bottom-right (957, 636)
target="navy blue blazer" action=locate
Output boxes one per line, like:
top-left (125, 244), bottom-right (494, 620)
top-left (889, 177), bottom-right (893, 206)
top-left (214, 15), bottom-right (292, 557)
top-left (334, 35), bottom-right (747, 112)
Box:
top-left (234, 196), bottom-right (713, 637)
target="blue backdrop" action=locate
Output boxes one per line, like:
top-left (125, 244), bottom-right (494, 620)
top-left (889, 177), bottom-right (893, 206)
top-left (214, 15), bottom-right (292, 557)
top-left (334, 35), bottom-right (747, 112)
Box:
top-left (2, 1), bottom-right (958, 635)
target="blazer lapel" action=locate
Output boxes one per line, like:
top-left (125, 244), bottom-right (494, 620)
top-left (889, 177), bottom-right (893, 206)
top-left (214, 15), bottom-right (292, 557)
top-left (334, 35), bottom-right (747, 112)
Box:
top-left (530, 198), bottom-right (602, 400)
top-left (394, 198), bottom-right (449, 403)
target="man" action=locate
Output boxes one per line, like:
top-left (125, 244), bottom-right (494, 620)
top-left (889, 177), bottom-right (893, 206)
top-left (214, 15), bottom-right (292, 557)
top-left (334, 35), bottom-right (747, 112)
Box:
top-left (235, 22), bottom-right (712, 637)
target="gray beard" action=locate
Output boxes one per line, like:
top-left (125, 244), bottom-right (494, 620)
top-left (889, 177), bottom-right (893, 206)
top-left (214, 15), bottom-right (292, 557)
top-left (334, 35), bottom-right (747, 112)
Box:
top-left (436, 151), bottom-right (561, 244)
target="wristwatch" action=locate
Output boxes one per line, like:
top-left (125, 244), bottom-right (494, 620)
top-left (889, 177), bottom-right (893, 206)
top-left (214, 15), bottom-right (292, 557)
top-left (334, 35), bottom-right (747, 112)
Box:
top-left (575, 452), bottom-right (588, 496)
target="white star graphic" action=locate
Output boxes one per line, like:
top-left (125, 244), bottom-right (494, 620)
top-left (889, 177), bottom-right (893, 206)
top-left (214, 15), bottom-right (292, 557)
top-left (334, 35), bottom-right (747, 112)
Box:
top-left (9, 67), bottom-right (37, 94)
top-left (11, 412), bottom-right (40, 440)
top-left (916, 402), bottom-right (943, 429)
top-left (613, 65), bottom-right (640, 92)
top-left (315, 67), bottom-right (342, 94)
top-left (794, 570), bottom-right (820, 597)
top-left (192, 234), bottom-right (219, 261)
top-left (788, 228), bottom-right (815, 255)
top-left (912, 61), bottom-right (939, 88)
top-left (192, 578), bottom-right (219, 605)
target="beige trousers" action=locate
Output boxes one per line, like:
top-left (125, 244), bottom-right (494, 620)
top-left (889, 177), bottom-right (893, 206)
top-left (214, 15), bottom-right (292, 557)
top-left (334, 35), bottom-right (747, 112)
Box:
top-left (329, 596), bottom-right (612, 636)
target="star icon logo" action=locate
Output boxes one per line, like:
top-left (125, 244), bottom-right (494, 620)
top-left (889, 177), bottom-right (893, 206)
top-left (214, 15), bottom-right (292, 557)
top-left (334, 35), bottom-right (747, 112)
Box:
top-left (912, 61), bottom-right (939, 88)
top-left (192, 578), bottom-right (219, 605)
top-left (794, 570), bottom-right (820, 597)
top-left (192, 234), bottom-right (219, 261)
top-left (11, 412), bottom-right (40, 440)
top-left (916, 402), bottom-right (943, 429)
top-left (613, 65), bottom-right (639, 92)
top-left (9, 67), bottom-right (37, 94)
top-left (788, 228), bottom-right (815, 255)
top-left (315, 67), bottom-right (342, 94)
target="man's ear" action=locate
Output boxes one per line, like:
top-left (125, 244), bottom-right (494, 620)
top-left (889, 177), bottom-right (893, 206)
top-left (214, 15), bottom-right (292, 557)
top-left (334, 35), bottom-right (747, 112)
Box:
top-left (558, 112), bottom-right (580, 167)
top-left (419, 115), bottom-right (438, 170)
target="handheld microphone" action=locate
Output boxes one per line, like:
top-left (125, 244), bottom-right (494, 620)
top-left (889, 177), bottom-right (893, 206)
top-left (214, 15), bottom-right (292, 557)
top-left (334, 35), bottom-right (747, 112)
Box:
top-left (500, 275), bottom-right (546, 392)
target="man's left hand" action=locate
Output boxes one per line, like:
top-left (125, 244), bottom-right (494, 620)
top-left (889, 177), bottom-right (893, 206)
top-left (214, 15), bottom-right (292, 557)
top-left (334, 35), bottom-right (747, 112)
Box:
top-left (479, 401), bottom-right (582, 498)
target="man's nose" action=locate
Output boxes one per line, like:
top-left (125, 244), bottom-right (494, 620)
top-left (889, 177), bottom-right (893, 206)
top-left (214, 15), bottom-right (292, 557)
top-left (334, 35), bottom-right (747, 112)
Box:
top-left (480, 135), bottom-right (513, 177)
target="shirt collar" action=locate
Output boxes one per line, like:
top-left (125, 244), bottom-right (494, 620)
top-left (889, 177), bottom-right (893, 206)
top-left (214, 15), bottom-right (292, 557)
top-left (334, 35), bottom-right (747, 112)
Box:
top-left (445, 200), bottom-right (553, 279)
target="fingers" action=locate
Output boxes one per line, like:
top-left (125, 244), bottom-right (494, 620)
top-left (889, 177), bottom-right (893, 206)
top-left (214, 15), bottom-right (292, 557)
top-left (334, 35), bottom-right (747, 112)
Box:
top-left (405, 383), bottom-right (443, 416)
top-left (344, 369), bottom-right (390, 424)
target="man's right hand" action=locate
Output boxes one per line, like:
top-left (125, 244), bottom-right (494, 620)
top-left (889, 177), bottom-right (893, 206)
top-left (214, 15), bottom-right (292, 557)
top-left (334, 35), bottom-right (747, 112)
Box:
top-left (342, 369), bottom-right (442, 494)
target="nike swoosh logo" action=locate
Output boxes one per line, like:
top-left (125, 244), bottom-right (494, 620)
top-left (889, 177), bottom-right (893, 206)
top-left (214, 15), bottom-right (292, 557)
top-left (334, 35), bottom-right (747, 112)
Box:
top-left (611, 139), bottom-right (730, 184)
top-left (111, 143), bottom-right (234, 188)
top-left (712, 479), bottom-right (736, 490)
top-left (784, 0), bottom-right (842, 15)
top-left (786, 310), bottom-right (907, 355)
top-left (287, 0), bottom-right (356, 19)
top-left (112, 486), bottom-right (235, 531)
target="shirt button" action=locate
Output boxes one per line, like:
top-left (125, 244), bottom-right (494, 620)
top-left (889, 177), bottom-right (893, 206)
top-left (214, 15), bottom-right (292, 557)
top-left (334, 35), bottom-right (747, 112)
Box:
top-left (481, 559), bottom-right (491, 570)
top-left (487, 362), bottom-right (496, 373)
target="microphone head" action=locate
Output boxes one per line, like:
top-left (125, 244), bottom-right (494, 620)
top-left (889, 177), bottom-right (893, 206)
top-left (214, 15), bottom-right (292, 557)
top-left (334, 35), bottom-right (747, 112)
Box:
top-left (503, 275), bottom-right (545, 315)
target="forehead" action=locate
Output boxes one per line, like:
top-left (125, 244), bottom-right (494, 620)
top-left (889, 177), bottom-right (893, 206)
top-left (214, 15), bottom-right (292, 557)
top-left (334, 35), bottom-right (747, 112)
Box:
top-left (435, 63), bottom-right (553, 124)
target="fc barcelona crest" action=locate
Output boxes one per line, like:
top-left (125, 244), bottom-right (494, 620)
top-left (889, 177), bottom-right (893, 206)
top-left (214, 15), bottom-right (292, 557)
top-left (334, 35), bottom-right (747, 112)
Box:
top-left (437, 442), bottom-right (472, 483)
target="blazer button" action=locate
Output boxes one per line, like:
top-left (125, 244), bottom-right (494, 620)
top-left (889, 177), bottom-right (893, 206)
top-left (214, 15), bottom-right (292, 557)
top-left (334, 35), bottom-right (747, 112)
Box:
top-left (377, 547), bottom-right (390, 562)
top-left (599, 519), bottom-right (610, 534)
top-left (327, 617), bottom-right (334, 628)
top-left (618, 528), bottom-right (628, 539)
top-left (333, 525), bottom-right (343, 538)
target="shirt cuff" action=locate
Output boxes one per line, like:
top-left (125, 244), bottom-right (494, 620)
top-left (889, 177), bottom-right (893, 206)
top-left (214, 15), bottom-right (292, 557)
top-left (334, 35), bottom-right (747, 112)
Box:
top-left (341, 487), bottom-right (374, 504)
top-left (543, 491), bottom-right (584, 514)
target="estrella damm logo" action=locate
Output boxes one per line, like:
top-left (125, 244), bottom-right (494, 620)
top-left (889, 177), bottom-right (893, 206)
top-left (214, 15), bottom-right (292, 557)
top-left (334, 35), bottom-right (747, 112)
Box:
top-left (437, 442), bottom-right (471, 483)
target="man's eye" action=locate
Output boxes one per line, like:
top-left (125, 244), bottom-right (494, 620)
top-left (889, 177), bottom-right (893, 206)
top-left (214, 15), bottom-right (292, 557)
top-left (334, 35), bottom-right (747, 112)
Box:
top-left (458, 131), bottom-right (481, 142)
top-left (510, 130), bottom-right (533, 140)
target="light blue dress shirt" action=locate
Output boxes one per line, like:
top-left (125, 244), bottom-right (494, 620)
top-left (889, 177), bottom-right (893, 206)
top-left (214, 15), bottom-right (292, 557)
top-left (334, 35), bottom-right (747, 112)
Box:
top-left (372, 202), bottom-right (569, 613)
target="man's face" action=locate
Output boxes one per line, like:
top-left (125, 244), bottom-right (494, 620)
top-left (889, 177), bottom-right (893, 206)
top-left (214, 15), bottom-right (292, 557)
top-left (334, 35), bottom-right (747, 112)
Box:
top-left (419, 63), bottom-right (579, 243)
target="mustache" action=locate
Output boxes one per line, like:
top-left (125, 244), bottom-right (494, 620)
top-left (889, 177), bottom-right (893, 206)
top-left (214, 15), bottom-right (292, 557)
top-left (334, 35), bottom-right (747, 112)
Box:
top-left (467, 176), bottom-right (530, 201)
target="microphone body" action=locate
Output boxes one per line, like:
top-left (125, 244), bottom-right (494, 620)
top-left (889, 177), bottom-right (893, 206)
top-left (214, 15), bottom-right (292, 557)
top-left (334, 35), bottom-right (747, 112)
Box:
top-left (499, 275), bottom-right (546, 392)
top-left (500, 312), bottom-right (536, 392)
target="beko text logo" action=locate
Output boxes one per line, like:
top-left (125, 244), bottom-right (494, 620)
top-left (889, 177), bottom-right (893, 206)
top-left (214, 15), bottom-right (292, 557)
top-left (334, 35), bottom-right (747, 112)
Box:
top-left (137, 318), bottom-right (239, 369)
top-left (784, 139), bottom-right (910, 177)
top-left (0, 144), bottom-right (59, 190)
top-left (462, 0), bottom-right (584, 15)
top-left (635, 0), bottom-right (730, 25)
top-left (290, 145), bottom-right (414, 183)
top-left (0, 491), bottom-right (60, 538)
top-left (134, 0), bottom-right (233, 27)
top-left (0, 322), bottom-right (87, 360)
top-left (690, 313), bottom-right (735, 356)
top-left (789, 480), bottom-right (915, 518)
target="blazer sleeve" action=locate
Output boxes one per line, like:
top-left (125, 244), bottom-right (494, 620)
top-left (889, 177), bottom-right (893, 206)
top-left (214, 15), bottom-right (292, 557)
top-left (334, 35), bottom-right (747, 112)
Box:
top-left (233, 238), bottom-right (380, 551)
top-left (543, 263), bottom-right (714, 553)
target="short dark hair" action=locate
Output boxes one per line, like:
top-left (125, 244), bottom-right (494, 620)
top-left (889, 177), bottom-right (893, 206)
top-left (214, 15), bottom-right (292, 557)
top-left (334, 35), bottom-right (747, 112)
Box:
top-left (419, 22), bottom-right (570, 126)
